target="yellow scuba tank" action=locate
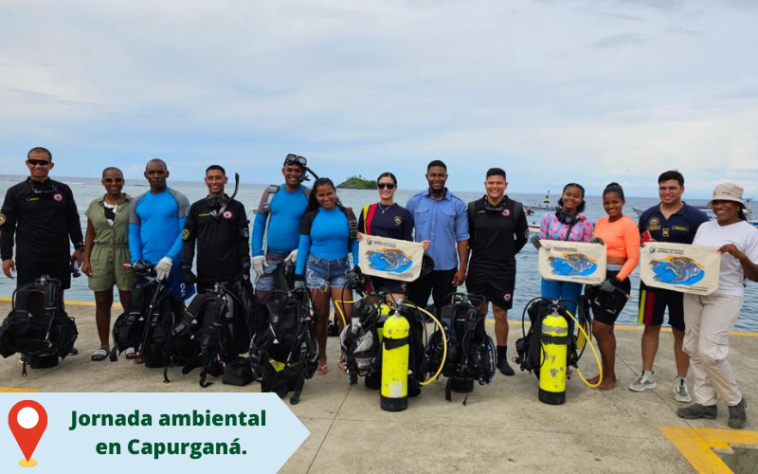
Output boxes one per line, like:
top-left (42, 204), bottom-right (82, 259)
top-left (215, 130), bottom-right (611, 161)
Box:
top-left (380, 313), bottom-right (410, 412)
top-left (539, 308), bottom-right (569, 405)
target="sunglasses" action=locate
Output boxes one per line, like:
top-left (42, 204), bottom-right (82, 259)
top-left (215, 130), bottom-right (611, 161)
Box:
top-left (377, 183), bottom-right (396, 190)
top-left (102, 177), bottom-right (124, 183)
top-left (284, 154), bottom-right (307, 167)
top-left (27, 159), bottom-right (51, 167)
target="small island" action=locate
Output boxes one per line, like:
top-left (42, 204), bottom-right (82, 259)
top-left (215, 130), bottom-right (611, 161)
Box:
top-left (337, 175), bottom-right (377, 189)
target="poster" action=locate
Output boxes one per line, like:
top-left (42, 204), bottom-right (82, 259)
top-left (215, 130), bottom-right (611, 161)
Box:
top-left (538, 241), bottom-right (607, 285)
top-left (640, 242), bottom-right (721, 295)
top-left (358, 236), bottom-right (425, 282)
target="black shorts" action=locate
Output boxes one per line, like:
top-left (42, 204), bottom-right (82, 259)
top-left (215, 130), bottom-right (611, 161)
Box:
top-left (366, 275), bottom-right (406, 295)
top-left (638, 281), bottom-right (685, 332)
top-left (465, 266), bottom-right (515, 310)
top-left (16, 259), bottom-right (71, 290)
top-left (585, 271), bottom-right (631, 326)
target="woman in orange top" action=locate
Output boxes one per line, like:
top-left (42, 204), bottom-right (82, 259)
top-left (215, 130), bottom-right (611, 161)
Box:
top-left (586, 182), bottom-right (640, 390)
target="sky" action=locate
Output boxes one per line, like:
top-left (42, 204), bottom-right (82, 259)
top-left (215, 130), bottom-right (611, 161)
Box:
top-left (0, 0), bottom-right (756, 198)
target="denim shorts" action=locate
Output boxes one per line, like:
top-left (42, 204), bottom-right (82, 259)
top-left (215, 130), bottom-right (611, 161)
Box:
top-left (255, 252), bottom-right (288, 292)
top-left (305, 254), bottom-right (350, 289)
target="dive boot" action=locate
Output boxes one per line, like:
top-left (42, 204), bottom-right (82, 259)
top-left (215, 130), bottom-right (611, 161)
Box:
top-left (497, 346), bottom-right (514, 376)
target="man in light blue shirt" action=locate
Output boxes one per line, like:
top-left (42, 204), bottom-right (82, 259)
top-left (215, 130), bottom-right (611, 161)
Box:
top-left (406, 160), bottom-right (469, 316)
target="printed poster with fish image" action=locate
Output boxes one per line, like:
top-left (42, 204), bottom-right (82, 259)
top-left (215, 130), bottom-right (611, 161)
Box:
top-left (358, 236), bottom-right (425, 282)
top-left (641, 242), bottom-right (720, 295)
top-left (538, 241), bottom-right (607, 285)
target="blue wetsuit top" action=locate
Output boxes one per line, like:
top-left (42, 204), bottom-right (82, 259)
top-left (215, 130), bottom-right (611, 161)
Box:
top-left (295, 207), bottom-right (358, 275)
top-left (129, 187), bottom-right (190, 265)
top-left (252, 184), bottom-right (309, 256)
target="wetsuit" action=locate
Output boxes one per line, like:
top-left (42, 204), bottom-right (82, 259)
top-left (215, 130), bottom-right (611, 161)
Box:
top-left (252, 184), bottom-right (310, 293)
top-left (183, 196), bottom-right (250, 293)
top-left (355, 203), bottom-right (414, 294)
top-left (129, 187), bottom-right (195, 301)
top-left (465, 196), bottom-right (529, 310)
top-left (0, 178), bottom-right (84, 289)
top-left (637, 203), bottom-right (708, 331)
top-left (296, 207), bottom-right (358, 289)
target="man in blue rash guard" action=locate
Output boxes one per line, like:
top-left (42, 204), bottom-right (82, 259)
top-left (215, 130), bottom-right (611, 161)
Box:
top-left (252, 155), bottom-right (311, 298)
top-left (129, 158), bottom-right (195, 321)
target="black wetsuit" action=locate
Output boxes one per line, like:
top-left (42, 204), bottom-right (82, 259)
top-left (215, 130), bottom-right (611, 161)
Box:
top-left (465, 196), bottom-right (529, 310)
top-left (0, 178), bottom-right (84, 289)
top-left (357, 203), bottom-right (414, 294)
top-left (182, 196), bottom-right (250, 292)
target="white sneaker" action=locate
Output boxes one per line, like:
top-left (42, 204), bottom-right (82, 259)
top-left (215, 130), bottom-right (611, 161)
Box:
top-left (629, 372), bottom-right (658, 392)
top-left (674, 378), bottom-right (692, 403)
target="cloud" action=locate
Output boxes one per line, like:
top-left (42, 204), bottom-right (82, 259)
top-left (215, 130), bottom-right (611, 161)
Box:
top-left (593, 32), bottom-right (647, 48)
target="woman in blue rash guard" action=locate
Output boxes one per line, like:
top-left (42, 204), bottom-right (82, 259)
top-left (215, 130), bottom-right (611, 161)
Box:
top-left (354, 172), bottom-right (429, 303)
top-left (294, 178), bottom-right (358, 375)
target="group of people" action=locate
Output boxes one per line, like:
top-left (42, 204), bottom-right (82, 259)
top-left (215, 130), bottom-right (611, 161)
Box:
top-left (1, 148), bottom-right (757, 430)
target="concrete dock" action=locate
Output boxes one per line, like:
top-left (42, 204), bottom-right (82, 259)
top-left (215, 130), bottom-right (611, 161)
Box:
top-left (2, 300), bottom-right (757, 474)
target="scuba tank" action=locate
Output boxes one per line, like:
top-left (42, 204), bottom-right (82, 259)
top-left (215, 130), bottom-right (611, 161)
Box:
top-left (380, 313), bottom-right (410, 412)
top-left (538, 307), bottom-right (570, 405)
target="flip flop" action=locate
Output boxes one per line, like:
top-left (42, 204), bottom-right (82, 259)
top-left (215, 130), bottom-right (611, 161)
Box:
top-left (125, 347), bottom-right (137, 360)
top-left (338, 357), bottom-right (347, 372)
top-left (91, 348), bottom-right (109, 362)
top-left (316, 363), bottom-right (328, 375)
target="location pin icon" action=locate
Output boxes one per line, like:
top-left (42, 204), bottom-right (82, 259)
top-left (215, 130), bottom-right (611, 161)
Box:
top-left (8, 400), bottom-right (48, 467)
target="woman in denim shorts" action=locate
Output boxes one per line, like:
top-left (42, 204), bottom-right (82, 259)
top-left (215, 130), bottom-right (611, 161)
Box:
top-left (294, 178), bottom-right (358, 375)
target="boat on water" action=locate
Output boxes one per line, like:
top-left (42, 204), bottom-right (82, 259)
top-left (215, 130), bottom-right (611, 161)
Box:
top-left (526, 190), bottom-right (553, 212)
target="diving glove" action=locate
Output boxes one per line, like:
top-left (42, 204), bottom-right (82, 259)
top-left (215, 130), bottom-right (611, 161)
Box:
top-left (131, 259), bottom-right (152, 274)
top-left (284, 249), bottom-right (298, 264)
top-left (599, 278), bottom-right (617, 293)
top-left (155, 257), bottom-right (173, 282)
top-left (590, 236), bottom-right (605, 245)
top-left (530, 235), bottom-right (542, 250)
top-left (252, 256), bottom-right (267, 278)
top-left (183, 266), bottom-right (197, 285)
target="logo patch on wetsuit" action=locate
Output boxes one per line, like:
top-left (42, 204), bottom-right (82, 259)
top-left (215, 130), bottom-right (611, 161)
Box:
top-left (242, 228), bottom-right (249, 238)
top-left (182, 229), bottom-right (190, 240)
top-left (0, 213), bottom-right (5, 225)
top-left (501, 209), bottom-right (511, 217)
top-left (394, 216), bottom-right (403, 226)
top-left (222, 210), bottom-right (233, 219)
top-left (52, 193), bottom-right (63, 202)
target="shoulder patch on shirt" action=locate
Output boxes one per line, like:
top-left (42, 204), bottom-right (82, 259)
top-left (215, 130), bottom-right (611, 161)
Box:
top-left (53, 192), bottom-right (64, 202)
top-left (242, 227), bottom-right (249, 238)
top-left (182, 228), bottom-right (190, 240)
top-left (649, 217), bottom-right (659, 226)
top-left (0, 213), bottom-right (5, 225)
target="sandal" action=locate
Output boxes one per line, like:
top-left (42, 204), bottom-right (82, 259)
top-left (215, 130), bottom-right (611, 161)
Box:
top-left (91, 348), bottom-right (109, 362)
top-left (125, 347), bottom-right (137, 360)
top-left (338, 357), bottom-right (347, 372)
top-left (316, 363), bottom-right (328, 375)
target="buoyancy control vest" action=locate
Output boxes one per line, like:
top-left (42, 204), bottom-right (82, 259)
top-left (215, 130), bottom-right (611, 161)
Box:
top-left (425, 293), bottom-right (496, 403)
top-left (0, 276), bottom-right (78, 375)
top-left (248, 289), bottom-right (318, 405)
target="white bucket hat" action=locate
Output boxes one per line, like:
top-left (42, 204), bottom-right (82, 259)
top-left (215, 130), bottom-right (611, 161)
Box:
top-left (707, 183), bottom-right (746, 208)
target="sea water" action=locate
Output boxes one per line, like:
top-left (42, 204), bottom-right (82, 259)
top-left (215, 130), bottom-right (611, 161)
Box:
top-left (1, 175), bottom-right (755, 331)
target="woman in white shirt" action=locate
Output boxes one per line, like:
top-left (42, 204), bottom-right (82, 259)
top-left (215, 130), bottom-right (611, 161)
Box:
top-left (677, 183), bottom-right (758, 429)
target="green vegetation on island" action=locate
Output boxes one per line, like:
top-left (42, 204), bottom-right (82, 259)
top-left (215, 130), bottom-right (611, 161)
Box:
top-left (337, 175), bottom-right (377, 189)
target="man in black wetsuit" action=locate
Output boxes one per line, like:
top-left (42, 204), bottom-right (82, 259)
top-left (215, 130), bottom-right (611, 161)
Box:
top-left (466, 168), bottom-right (529, 376)
top-left (1, 147), bottom-right (84, 295)
top-left (182, 165), bottom-right (250, 292)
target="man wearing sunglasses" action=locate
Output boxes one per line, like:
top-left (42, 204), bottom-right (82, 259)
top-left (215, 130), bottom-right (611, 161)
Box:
top-left (251, 154), bottom-right (311, 298)
top-left (129, 159), bottom-right (195, 320)
top-left (466, 168), bottom-right (529, 376)
top-left (0, 147), bottom-right (84, 294)
top-left (406, 160), bottom-right (470, 317)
